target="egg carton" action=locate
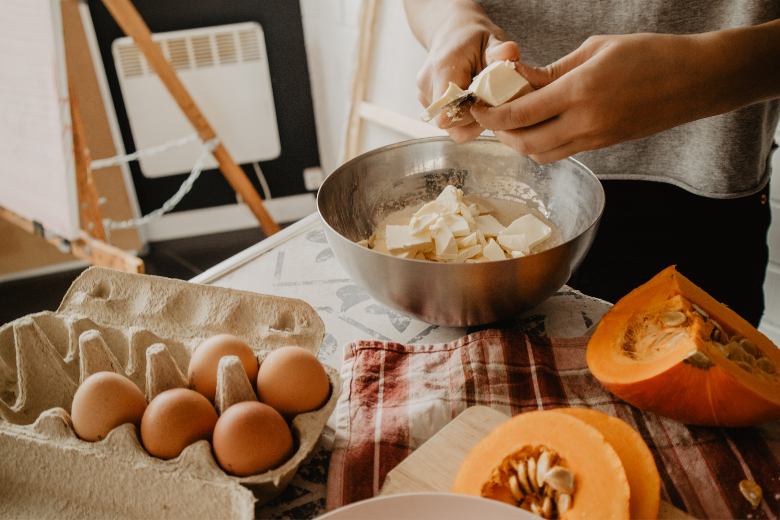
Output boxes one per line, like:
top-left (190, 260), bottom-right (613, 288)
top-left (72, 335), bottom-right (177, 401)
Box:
top-left (0, 267), bottom-right (341, 519)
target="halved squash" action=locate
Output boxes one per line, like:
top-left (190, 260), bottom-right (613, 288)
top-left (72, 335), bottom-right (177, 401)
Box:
top-left (587, 266), bottom-right (780, 427)
top-left (452, 410), bottom-right (631, 519)
top-left (554, 408), bottom-right (660, 520)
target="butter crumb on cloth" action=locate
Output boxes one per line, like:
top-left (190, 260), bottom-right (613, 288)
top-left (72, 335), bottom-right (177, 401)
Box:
top-left (360, 185), bottom-right (552, 263)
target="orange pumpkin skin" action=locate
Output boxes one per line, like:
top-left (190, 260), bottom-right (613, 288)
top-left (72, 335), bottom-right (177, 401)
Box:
top-left (453, 410), bottom-right (631, 520)
top-left (554, 408), bottom-right (660, 520)
top-left (587, 266), bottom-right (780, 427)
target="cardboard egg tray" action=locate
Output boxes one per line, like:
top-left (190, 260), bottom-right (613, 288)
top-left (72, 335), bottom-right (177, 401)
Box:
top-left (0, 267), bottom-right (342, 519)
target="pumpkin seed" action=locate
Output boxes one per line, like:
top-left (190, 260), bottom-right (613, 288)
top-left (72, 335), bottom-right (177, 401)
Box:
top-left (544, 466), bottom-right (575, 494)
top-left (514, 459), bottom-right (532, 494)
top-left (509, 475), bottom-right (524, 501)
top-left (541, 496), bottom-right (553, 518)
top-left (711, 328), bottom-right (721, 342)
top-left (726, 342), bottom-right (745, 361)
top-left (739, 480), bottom-right (763, 507)
top-left (660, 311), bottom-right (686, 327)
top-left (536, 450), bottom-right (551, 488)
top-left (757, 357), bottom-right (775, 374)
top-left (692, 304), bottom-right (709, 319)
top-left (739, 338), bottom-right (758, 357)
top-left (557, 493), bottom-right (572, 514)
top-left (735, 361), bottom-right (753, 373)
top-left (527, 456), bottom-right (539, 491)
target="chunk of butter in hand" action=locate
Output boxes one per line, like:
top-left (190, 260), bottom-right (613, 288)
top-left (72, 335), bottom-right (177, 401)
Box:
top-left (420, 60), bottom-right (533, 122)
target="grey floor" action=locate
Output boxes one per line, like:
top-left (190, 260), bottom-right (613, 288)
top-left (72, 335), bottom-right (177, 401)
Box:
top-left (0, 227), bottom-right (271, 326)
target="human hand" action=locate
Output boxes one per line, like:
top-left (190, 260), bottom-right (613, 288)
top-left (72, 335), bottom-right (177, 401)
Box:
top-left (405, 0), bottom-right (520, 142)
top-left (471, 32), bottom-right (738, 163)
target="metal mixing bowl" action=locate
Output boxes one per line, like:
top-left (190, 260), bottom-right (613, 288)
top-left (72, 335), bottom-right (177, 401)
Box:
top-left (317, 137), bottom-right (604, 326)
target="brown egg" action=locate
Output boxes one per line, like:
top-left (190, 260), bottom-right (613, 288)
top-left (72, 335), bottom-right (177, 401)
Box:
top-left (212, 401), bottom-right (294, 476)
top-left (188, 334), bottom-right (259, 402)
top-left (71, 371), bottom-right (147, 442)
top-left (140, 388), bottom-right (218, 460)
top-left (256, 346), bottom-right (330, 416)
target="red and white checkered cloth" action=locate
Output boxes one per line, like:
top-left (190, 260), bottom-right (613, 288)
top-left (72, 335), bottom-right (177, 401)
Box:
top-left (327, 329), bottom-right (780, 519)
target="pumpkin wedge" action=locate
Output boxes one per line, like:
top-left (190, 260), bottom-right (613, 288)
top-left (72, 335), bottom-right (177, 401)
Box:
top-left (452, 410), bottom-right (631, 519)
top-left (554, 408), bottom-right (660, 520)
top-left (587, 266), bottom-right (780, 427)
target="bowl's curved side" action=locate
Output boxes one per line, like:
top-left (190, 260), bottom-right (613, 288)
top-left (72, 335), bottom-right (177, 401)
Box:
top-left (318, 137), bottom-right (605, 327)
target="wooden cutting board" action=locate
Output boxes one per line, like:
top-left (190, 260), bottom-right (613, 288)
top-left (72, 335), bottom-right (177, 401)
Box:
top-left (379, 406), bottom-right (696, 520)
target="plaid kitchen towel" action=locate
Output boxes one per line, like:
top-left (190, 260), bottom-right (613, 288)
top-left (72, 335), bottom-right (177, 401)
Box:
top-left (326, 329), bottom-right (780, 519)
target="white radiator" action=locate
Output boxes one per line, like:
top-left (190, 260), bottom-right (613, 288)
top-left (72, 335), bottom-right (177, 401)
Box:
top-left (112, 22), bottom-right (280, 178)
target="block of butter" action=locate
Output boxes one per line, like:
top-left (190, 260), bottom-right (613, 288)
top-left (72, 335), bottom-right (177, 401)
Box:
top-left (420, 60), bottom-right (533, 122)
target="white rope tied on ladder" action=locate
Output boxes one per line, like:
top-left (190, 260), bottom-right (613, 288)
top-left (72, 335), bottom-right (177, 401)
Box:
top-left (96, 136), bottom-right (221, 241)
top-left (90, 132), bottom-right (200, 170)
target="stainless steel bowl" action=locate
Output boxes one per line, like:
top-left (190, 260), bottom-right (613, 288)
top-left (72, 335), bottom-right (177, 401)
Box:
top-left (317, 137), bottom-right (604, 326)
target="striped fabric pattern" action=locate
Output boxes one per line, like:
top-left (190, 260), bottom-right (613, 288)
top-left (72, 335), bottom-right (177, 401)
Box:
top-left (327, 330), bottom-right (780, 518)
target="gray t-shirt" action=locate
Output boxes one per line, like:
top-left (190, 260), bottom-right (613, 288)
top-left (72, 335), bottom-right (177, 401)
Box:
top-left (476, 0), bottom-right (780, 198)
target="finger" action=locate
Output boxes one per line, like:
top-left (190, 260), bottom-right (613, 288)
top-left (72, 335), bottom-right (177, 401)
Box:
top-left (485, 39), bottom-right (520, 64)
top-left (528, 141), bottom-right (584, 164)
top-left (471, 84), bottom-right (568, 131)
top-left (448, 121), bottom-right (485, 143)
top-left (438, 108), bottom-right (477, 129)
top-left (491, 116), bottom-right (575, 156)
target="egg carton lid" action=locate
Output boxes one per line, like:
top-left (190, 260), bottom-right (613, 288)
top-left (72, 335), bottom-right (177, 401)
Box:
top-left (58, 266), bottom-right (326, 355)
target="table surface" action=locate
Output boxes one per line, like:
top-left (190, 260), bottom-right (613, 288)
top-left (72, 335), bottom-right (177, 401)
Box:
top-left (191, 212), bottom-right (613, 519)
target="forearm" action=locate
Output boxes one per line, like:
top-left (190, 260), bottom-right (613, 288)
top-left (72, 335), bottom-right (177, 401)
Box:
top-left (696, 19), bottom-right (780, 114)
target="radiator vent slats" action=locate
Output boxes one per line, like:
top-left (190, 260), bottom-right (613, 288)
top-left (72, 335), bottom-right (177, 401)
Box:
top-left (114, 23), bottom-right (264, 79)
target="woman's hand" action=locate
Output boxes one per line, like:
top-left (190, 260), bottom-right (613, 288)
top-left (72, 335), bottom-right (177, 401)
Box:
top-left (471, 20), bottom-right (780, 163)
top-left (404, 0), bottom-right (520, 142)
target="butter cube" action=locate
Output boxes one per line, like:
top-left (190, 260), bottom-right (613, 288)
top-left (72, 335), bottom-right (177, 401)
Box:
top-left (476, 230), bottom-right (488, 247)
top-left (386, 225), bottom-right (433, 254)
top-left (497, 234), bottom-right (530, 255)
top-left (443, 214), bottom-right (471, 237)
top-left (431, 217), bottom-right (458, 259)
top-left (456, 232), bottom-right (478, 249)
top-left (468, 60), bottom-right (534, 107)
top-left (474, 215), bottom-right (506, 237)
top-left (458, 203), bottom-right (476, 226)
top-left (372, 238), bottom-right (389, 254)
top-left (454, 244), bottom-right (483, 263)
top-left (420, 82), bottom-right (468, 122)
top-left (483, 238), bottom-right (507, 261)
top-left (436, 185), bottom-right (463, 213)
top-left (356, 239), bottom-right (369, 248)
top-left (510, 251), bottom-right (526, 258)
top-left (465, 255), bottom-right (489, 263)
top-left (500, 214), bottom-right (551, 249)
top-left (409, 212), bottom-right (440, 235)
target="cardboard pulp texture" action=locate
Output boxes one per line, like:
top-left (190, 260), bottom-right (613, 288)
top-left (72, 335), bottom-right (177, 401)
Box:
top-left (0, 267), bottom-right (341, 519)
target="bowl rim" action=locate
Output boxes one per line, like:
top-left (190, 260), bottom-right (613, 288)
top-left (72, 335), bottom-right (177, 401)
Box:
top-left (317, 136), bottom-right (605, 264)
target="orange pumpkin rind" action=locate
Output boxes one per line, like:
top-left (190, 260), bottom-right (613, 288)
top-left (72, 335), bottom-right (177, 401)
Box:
top-left (453, 410), bottom-right (633, 519)
top-left (587, 266), bottom-right (780, 427)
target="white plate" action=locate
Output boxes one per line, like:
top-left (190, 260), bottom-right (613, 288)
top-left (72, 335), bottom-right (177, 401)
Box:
top-left (317, 493), bottom-right (534, 520)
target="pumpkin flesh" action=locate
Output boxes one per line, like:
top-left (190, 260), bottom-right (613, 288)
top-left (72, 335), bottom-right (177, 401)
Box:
top-left (453, 410), bottom-right (631, 519)
top-left (587, 266), bottom-right (780, 427)
top-left (554, 408), bottom-right (660, 520)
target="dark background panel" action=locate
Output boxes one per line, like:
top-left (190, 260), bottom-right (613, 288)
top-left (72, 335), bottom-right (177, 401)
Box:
top-left (87, 0), bottom-right (320, 215)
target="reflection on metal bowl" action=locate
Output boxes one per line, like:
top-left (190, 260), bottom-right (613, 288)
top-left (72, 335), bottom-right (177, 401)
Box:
top-left (317, 137), bottom-right (604, 327)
